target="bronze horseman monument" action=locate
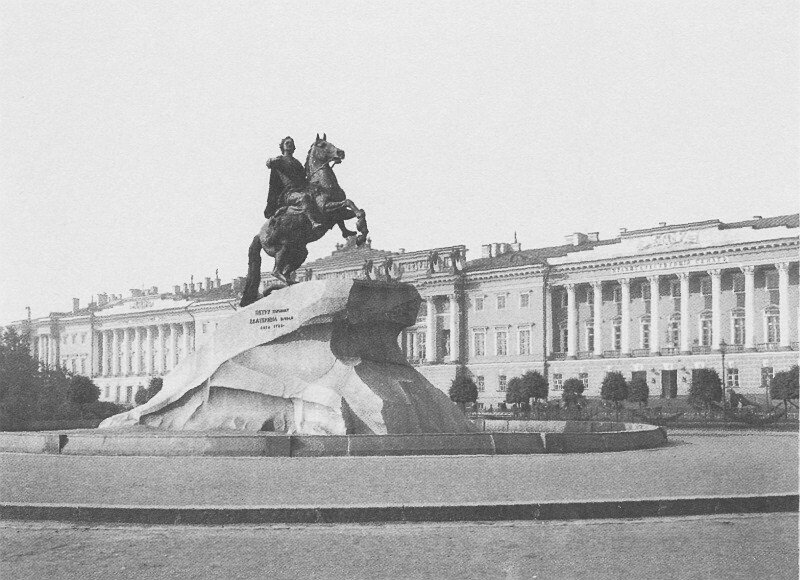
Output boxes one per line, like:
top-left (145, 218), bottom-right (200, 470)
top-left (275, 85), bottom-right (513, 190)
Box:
top-left (101, 135), bottom-right (474, 434)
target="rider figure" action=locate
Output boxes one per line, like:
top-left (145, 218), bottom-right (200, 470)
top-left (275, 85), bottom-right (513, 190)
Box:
top-left (264, 136), bottom-right (325, 234)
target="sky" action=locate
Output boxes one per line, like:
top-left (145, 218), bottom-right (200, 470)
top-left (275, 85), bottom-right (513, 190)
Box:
top-left (1, 1), bottom-right (797, 324)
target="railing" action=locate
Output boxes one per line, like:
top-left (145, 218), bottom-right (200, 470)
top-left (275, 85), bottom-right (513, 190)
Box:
top-left (631, 348), bottom-right (651, 357)
top-left (603, 350), bottom-right (620, 358)
top-left (692, 345), bottom-right (712, 354)
top-left (725, 344), bottom-right (745, 353)
top-left (660, 347), bottom-right (678, 356)
top-left (577, 351), bottom-right (594, 359)
top-left (549, 352), bottom-right (567, 360)
top-left (756, 343), bottom-right (781, 352)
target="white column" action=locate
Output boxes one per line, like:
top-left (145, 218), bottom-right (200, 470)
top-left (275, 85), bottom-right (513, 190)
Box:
top-left (132, 327), bottom-right (142, 375)
top-left (620, 278), bottom-right (631, 355)
top-left (777, 263), bottom-right (790, 348)
top-left (145, 326), bottom-right (154, 375)
top-left (742, 266), bottom-right (755, 350)
top-left (592, 281), bottom-right (603, 357)
top-left (679, 273), bottom-right (690, 353)
top-left (155, 325), bottom-right (164, 374)
top-left (122, 328), bottom-right (132, 376)
top-left (100, 331), bottom-right (109, 376)
top-left (111, 330), bottom-right (120, 376)
top-left (92, 331), bottom-right (101, 377)
top-left (183, 322), bottom-right (192, 361)
top-left (710, 269), bottom-right (722, 351)
top-left (448, 295), bottom-right (459, 362)
top-left (408, 332), bottom-right (416, 361)
top-left (425, 296), bottom-right (436, 363)
top-left (567, 283), bottom-right (577, 358)
top-left (170, 323), bottom-right (180, 369)
top-left (648, 275), bottom-right (660, 354)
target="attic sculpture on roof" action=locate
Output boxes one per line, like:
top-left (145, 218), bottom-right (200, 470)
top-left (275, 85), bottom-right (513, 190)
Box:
top-left (241, 134), bottom-right (369, 307)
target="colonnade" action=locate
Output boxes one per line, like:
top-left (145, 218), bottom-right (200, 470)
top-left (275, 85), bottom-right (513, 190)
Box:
top-left (557, 262), bottom-right (792, 358)
top-left (404, 294), bottom-right (460, 363)
top-left (97, 322), bottom-right (194, 377)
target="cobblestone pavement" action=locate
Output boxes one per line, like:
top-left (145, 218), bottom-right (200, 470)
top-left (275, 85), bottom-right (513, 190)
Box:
top-left (0, 433), bottom-right (796, 507)
top-left (1, 513), bottom-right (797, 580)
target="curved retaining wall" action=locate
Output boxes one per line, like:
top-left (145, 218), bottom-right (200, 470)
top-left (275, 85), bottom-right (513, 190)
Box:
top-left (0, 421), bottom-right (666, 457)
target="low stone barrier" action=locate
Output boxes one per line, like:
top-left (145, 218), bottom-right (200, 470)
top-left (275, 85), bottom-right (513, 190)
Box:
top-left (0, 421), bottom-right (666, 457)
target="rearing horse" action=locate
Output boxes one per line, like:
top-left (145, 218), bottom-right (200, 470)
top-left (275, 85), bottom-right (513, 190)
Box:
top-left (241, 135), bottom-right (368, 307)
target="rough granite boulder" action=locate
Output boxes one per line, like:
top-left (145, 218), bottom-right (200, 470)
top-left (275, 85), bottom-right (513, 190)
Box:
top-left (99, 280), bottom-right (474, 435)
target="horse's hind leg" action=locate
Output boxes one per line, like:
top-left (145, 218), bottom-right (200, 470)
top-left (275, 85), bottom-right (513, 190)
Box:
top-left (355, 209), bottom-right (368, 246)
top-left (240, 235), bottom-right (263, 307)
top-left (337, 220), bottom-right (357, 238)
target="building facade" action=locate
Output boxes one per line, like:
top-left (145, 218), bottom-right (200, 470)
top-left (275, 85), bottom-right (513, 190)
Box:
top-left (9, 214), bottom-right (799, 408)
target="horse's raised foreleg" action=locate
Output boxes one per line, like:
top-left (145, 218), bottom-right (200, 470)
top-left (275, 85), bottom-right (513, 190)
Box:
top-left (240, 235), bottom-right (263, 307)
top-left (337, 221), bottom-right (357, 238)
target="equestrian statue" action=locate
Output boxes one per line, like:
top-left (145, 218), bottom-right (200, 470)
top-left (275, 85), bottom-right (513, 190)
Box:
top-left (241, 134), bottom-right (368, 307)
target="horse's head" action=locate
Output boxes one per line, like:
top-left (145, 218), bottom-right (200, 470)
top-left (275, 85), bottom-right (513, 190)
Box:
top-left (306, 133), bottom-right (345, 175)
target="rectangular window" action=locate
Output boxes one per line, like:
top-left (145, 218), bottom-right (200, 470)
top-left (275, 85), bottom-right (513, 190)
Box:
top-left (126, 385), bottom-right (133, 403)
top-left (202, 323), bottom-right (208, 333)
top-left (586, 325), bottom-right (594, 352)
top-left (641, 283), bottom-right (651, 300)
top-left (613, 323), bottom-right (621, 351)
top-left (668, 318), bottom-right (680, 348)
top-left (416, 332), bottom-right (426, 360)
top-left (587, 289), bottom-right (595, 316)
top-left (761, 367), bottom-right (774, 389)
top-left (519, 293), bottom-right (530, 308)
top-left (733, 274), bottom-right (745, 308)
top-left (552, 373), bottom-right (563, 391)
top-left (115, 386), bottom-right (121, 403)
top-left (733, 317), bottom-right (745, 345)
top-left (498, 375), bottom-right (507, 392)
top-left (766, 315), bottom-right (780, 343)
top-left (80, 359), bottom-right (85, 375)
top-left (476, 376), bottom-right (485, 392)
top-left (105, 386), bottom-right (110, 399)
top-left (579, 372), bottom-right (589, 389)
top-left (518, 328), bottom-right (530, 355)
top-left (560, 290), bottom-right (568, 309)
top-left (641, 322), bottom-right (650, 350)
top-left (766, 271), bottom-right (779, 305)
top-left (496, 294), bottom-right (506, 310)
top-left (474, 296), bottom-right (484, 311)
top-left (558, 324), bottom-right (568, 353)
top-left (496, 330), bottom-right (508, 356)
top-left (669, 280), bottom-right (681, 297)
top-left (473, 331), bottom-right (485, 357)
top-left (701, 317), bottom-right (713, 347)
top-left (726, 368), bottom-right (739, 389)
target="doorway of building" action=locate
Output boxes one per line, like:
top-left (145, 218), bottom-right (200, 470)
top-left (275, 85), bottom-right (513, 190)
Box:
top-left (661, 370), bottom-right (678, 398)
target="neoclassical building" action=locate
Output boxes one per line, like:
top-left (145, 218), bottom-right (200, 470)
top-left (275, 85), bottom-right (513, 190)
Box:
top-left (9, 214), bottom-right (798, 408)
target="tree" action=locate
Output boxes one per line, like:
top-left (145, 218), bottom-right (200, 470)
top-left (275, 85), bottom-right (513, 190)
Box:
top-left (134, 386), bottom-right (149, 405)
top-left (770, 365), bottom-right (799, 413)
top-left (448, 374), bottom-right (478, 412)
top-left (147, 377), bottom-right (163, 400)
top-left (561, 378), bottom-right (585, 409)
top-left (601, 372), bottom-right (628, 419)
top-left (0, 328), bottom-right (39, 430)
top-left (68, 375), bottom-right (100, 406)
top-left (506, 377), bottom-right (533, 411)
top-left (689, 368), bottom-right (722, 415)
top-left (628, 375), bottom-right (649, 408)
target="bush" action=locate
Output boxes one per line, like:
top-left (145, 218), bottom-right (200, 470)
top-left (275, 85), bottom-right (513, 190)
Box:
top-left (689, 368), bottom-right (722, 414)
top-left (83, 401), bottom-right (126, 421)
top-left (147, 377), bottom-right (163, 400)
top-left (0, 328), bottom-right (39, 430)
top-left (628, 376), bottom-right (649, 407)
top-left (561, 378), bottom-right (585, 408)
top-left (506, 377), bottom-right (532, 410)
top-left (770, 365), bottom-right (799, 412)
top-left (449, 374), bottom-right (478, 411)
top-left (134, 386), bottom-right (149, 406)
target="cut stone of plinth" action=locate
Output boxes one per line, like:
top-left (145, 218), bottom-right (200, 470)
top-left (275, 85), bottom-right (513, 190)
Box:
top-left (100, 280), bottom-right (473, 435)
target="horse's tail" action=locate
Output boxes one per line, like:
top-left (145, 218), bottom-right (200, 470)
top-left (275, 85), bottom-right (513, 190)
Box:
top-left (240, 234), bottom-right (262, 307)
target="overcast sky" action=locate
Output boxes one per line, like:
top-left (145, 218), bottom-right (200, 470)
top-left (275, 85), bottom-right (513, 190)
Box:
top-left (1, 1), bottom-right (797, 324)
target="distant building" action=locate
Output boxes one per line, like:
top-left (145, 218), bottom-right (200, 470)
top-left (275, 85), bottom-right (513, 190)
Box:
top-left (8, 214), bottom-right (799, 408)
